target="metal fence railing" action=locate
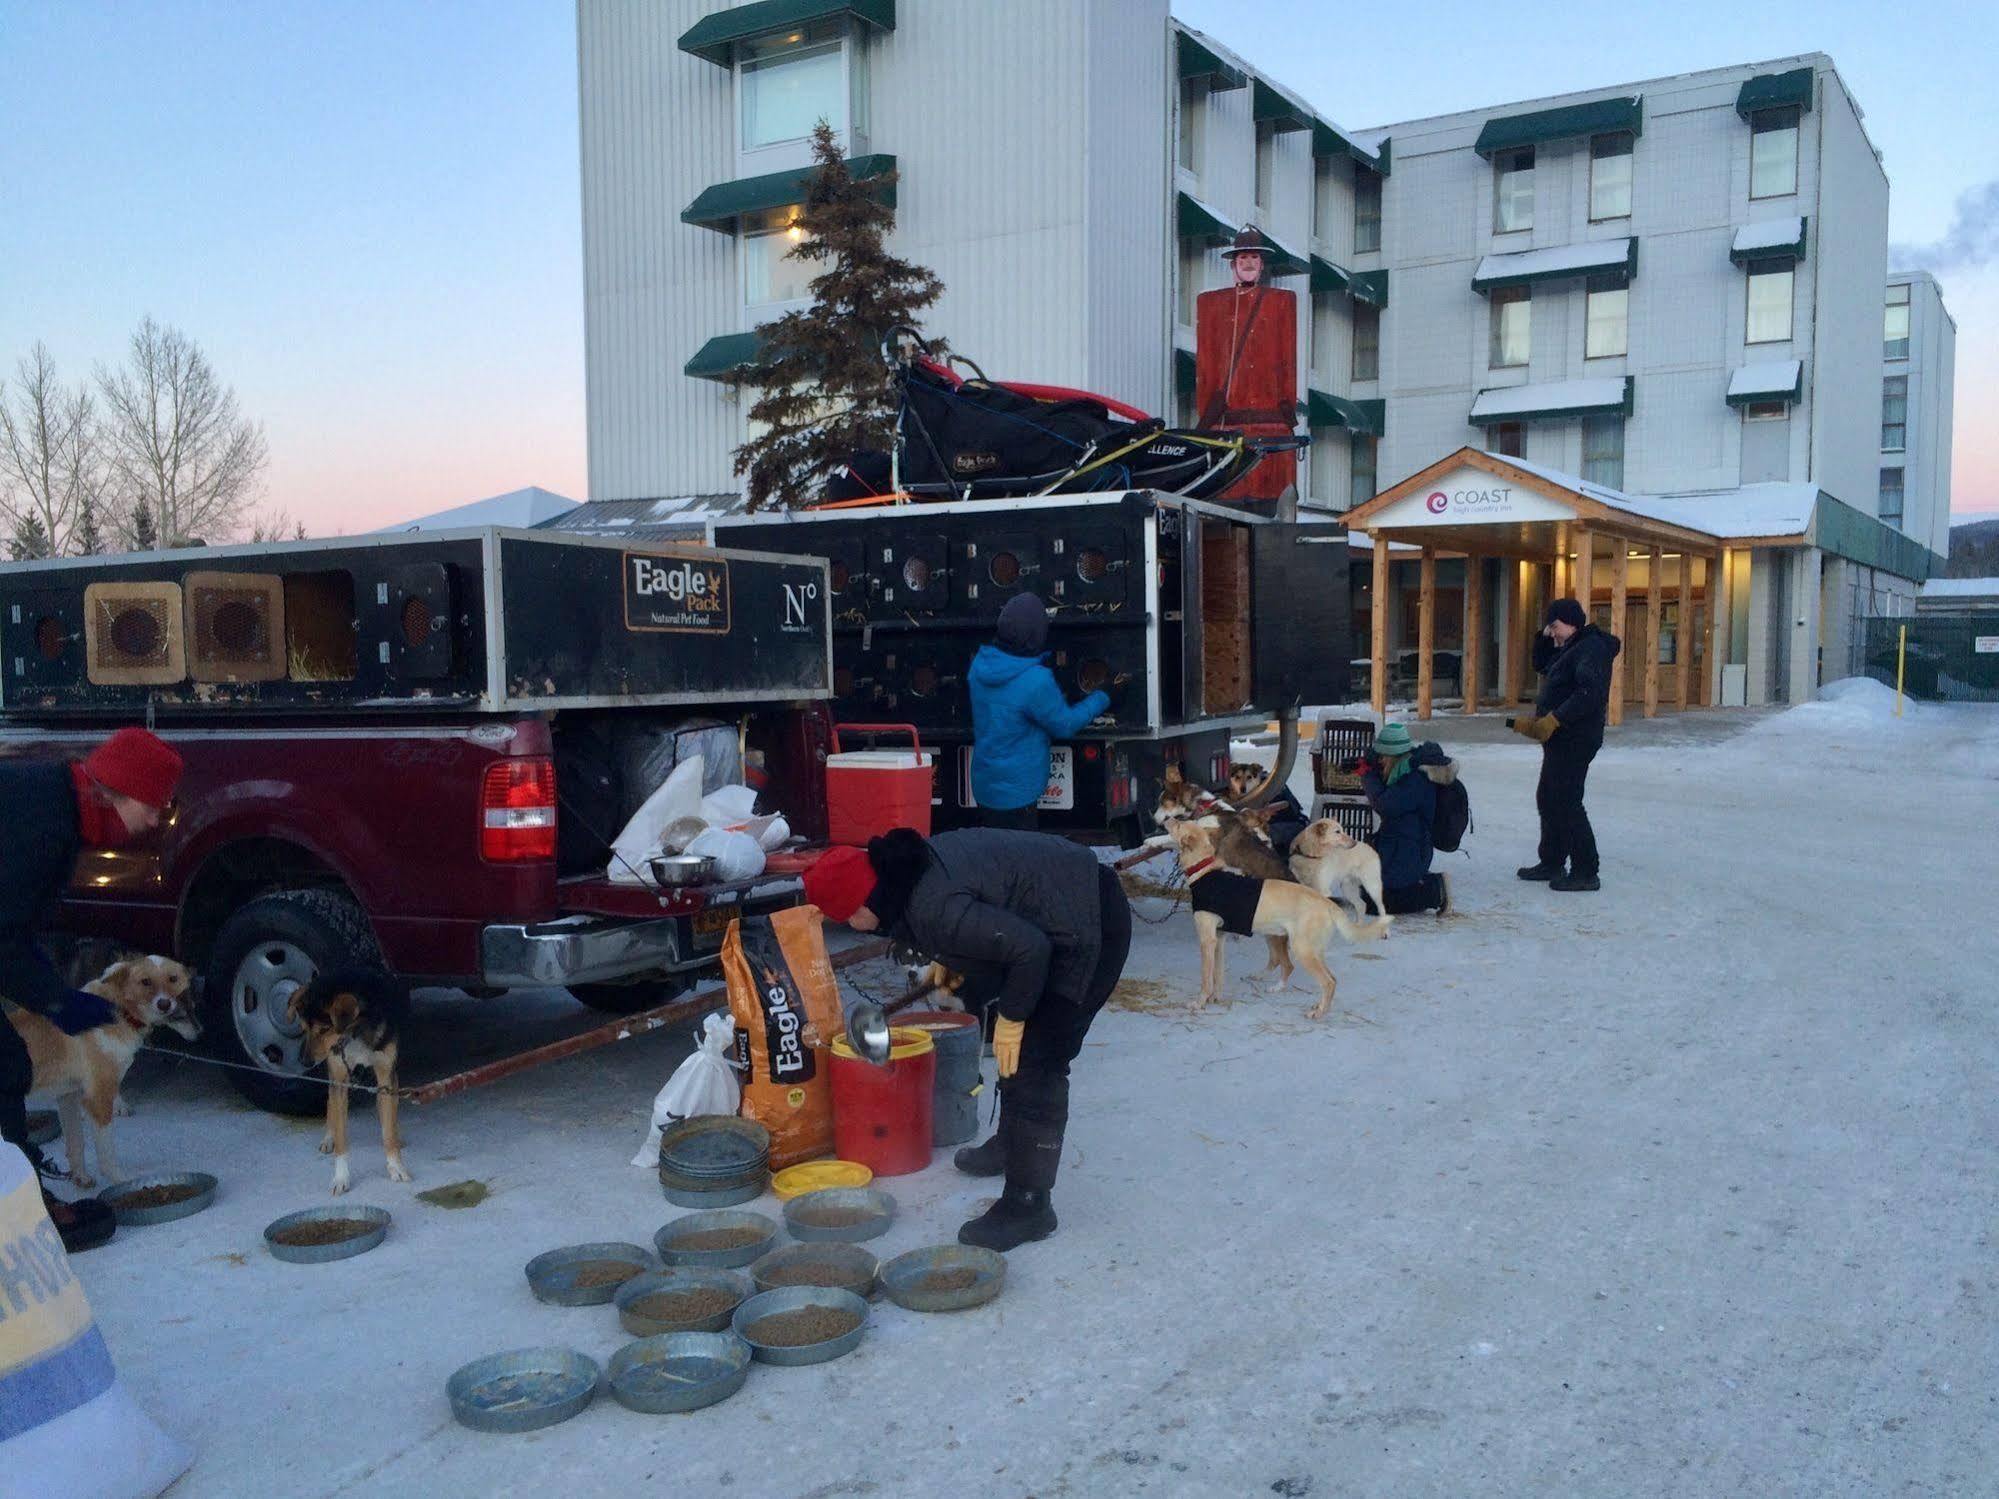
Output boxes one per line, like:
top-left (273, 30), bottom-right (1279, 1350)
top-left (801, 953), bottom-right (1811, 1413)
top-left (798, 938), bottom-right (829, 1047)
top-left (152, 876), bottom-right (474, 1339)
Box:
top-left (1861, 615), bottom-right (1999, 702)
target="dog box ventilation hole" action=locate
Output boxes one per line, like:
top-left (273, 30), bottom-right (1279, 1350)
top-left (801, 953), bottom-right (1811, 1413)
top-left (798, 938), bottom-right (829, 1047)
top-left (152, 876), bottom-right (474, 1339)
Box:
top-left (185, 571), bottom-right (286, 683)
top-left (82, 581), bottom-right (186, 686)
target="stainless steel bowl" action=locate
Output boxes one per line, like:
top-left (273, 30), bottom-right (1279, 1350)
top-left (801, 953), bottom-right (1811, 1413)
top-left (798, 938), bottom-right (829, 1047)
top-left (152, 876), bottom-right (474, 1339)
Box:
top-left (606, 1331), bottom-right (751, 1415)
top-left (650, 854), bottom-right (717, 888)
top-left (100, 1171), bottom-right (218, 1228)
top-left (879, 1244), bottom-right (1007, 1313)
top-left (615, 1267), bottom-right (752, 1337)
top-left (447, 1347), bottom-right (599, 1433)
top-left (264, 1203), bottom-right (391, 1264)
top-left (731, 1285), bottom-right (869, 1366)
top-left (523, 1242), bottom-right (654, 1306)
top-left (783, 1186), bottom-right (895, 1244)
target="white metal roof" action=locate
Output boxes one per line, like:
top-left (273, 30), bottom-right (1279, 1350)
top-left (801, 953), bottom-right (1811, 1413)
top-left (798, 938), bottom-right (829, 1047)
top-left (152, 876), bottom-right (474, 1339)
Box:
top-left (1472, 239), bottom-right (1634, 283)
top-left (1920, 577), bottom-right (1999, 597)
top-left (1468, 378), bottom-right (1629, 421)
top-left (1496, 454), bottom-right (1819, 539)
top-left (1733, 216), bottom-right (1806, 253)
top-left (374, 485), bottom-right (578, 534)
top-left (1728, 359), bottom-right (1803, 400)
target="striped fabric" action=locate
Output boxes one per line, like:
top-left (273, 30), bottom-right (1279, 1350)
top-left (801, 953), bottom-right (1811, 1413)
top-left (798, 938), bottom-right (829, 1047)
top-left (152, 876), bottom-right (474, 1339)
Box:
top-left (0, 1165), bottom-right (115, 1441)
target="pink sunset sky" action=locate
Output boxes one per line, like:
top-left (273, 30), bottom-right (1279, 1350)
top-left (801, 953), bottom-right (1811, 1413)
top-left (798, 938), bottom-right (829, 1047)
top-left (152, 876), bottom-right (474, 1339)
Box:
top-left (3, 2), bottom-right (1993, 537)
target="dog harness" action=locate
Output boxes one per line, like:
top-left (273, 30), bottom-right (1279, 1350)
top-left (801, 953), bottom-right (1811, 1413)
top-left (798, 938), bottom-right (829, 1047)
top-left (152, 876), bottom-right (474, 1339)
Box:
top-left (1188, 870), bottom-right (1263, 936)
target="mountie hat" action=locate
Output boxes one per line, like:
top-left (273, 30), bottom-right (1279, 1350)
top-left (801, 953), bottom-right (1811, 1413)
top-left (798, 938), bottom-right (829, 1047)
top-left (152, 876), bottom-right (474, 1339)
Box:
top-left (1372, 722), bottom-right (1415, 758)
top-left (1544, 597), bottom-right (1589, 630)
top-left (81, 727), bottom-right (183, 809)
top-left (996, 592), bottom-right (1049, 656)
top-left (801, 845), bottom-right (877, 925)
top-left (1220, 224), bottom-right (1275, 259)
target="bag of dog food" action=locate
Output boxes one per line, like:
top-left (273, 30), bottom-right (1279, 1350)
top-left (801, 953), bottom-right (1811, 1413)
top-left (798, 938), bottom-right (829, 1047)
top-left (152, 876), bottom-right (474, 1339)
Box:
top-left (722, 905), bottom-right (843, 1169)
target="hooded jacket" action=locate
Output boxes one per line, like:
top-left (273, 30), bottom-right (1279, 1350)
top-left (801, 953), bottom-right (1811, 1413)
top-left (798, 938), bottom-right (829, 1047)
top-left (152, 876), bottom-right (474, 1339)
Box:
top-left (1533, 625), bottom-right (1624, 738)
top-left (0, 761), bottom-right (83, 1015)
top-left (1361, 742), bottom-right (1456, 890)
top-left (889, 828), bottom-right (1105, 1023)
top-left (967, 647), bottom-right (1109, 811)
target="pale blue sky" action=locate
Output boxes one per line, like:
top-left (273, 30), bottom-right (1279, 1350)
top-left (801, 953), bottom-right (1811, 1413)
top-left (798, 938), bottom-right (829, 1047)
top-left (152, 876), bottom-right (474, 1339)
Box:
top-left (2, 1), bottom-right (1991, 531)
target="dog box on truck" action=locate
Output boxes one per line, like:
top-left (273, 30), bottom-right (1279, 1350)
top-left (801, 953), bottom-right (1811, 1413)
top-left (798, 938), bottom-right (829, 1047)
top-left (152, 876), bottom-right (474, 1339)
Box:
top-left (714, 489), bottom-right (1349, 844)
top-left (0, 529), bottom-right (833, 1114)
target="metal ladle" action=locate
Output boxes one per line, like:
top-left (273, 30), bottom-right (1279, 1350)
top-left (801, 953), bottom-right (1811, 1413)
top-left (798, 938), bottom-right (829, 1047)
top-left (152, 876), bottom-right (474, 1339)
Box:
top-left (840, 974), bottom-right (948, 1067)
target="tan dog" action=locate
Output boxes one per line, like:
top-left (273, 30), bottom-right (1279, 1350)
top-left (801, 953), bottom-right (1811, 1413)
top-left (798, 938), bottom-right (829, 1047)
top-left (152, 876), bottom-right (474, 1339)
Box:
top-left (1168, 819), bottom-right (1388, 1020)
top-left (287, 968), bottom-right (412, 1195)
top-left (9, 955), bottom-right (199, 1188)
top-left (1289, 817), bottom-right (1389, 925)
top-left (1149, 765), bottom-right (1294, 882)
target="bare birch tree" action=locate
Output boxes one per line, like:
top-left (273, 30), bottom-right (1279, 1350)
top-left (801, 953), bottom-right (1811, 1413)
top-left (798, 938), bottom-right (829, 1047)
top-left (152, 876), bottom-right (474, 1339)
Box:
top-left (0, 342), bottom-right (106, 555)
top-left (98, 318), bottom-right (268, 546)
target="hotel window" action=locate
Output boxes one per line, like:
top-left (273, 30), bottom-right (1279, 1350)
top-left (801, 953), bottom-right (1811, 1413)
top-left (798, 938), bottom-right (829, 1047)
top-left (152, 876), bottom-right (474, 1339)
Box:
top-left (1352, 303), bottom-right (1380, 381)
top-left (1749, 106), bottom-right (1800, 200)
top-left (1489, 422), bottom-right (1525, 459)
top-left (1354, 168), bottom-right (1382, 252)
top-left (739, 25), bottom-right (849, 152)
top-left (741, 207), bottom-right (812, 307)
top-left (1884, 284), bottom-right (1911, 359)
top-left (1493, 147), bottom-right (1534, 232)
top-left (1881, 376), bottom-right (1908, 451)
top-left (1879, 466), bottom-right (1904, 526)
top-left (1255, 124), bottom-right (1276, 215)
top-left (1745, 265), bottom-right (1793, 344)
top-left (1313, 157), bottom-right (1336, 242)
top-left (1178, 79), bottom-right (1206, 177)
top-left (1743, 400), bottom-right (1788, 422)
top-left (1589, 133), bottom-right (1634, 221)
top-left (1585, 275), bottom-right (1628, 359)
top-left (1582, 414), bottom-right (1625, 489)
top-left (1350, 434), bottom-right (1378, 508)
top-left (1490, 284), bottom-right (1530, 367)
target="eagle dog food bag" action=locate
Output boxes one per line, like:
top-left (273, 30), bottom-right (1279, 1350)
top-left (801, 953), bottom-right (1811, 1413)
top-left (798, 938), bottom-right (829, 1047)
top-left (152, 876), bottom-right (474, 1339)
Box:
top-left (722, 905), bottom-right (843, 1169)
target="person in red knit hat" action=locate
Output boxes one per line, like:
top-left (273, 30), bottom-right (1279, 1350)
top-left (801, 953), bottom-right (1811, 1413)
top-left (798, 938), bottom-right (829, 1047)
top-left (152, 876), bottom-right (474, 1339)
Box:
top-left (1, 725), bottom-right (183, 1252)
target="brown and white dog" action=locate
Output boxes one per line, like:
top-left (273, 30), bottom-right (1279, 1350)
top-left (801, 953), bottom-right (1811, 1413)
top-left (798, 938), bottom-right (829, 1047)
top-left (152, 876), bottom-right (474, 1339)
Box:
top-left (8, 955), bottom-right (199, 1188)
top-left (1289, 817), bottom-right (1389, 925)
top-left (287, 968), bottom-right (412, 1195)
top-left (1149, 765), bottom-right (1294, 882)
top-left (1168, 819), bottom-right (1388, 1020)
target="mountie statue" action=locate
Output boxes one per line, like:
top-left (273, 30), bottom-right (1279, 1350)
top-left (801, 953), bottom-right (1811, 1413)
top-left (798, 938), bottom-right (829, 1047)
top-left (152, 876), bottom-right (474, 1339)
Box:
top-left (1194, 225), bottom-right (1299, 506)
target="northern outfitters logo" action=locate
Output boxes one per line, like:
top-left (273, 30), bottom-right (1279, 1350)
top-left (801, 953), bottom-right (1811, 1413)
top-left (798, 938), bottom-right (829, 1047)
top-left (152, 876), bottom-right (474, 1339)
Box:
top-left (1425, 485), bottom-right (1516, 516)
top-left (623, 551), bottom-right (731, 633)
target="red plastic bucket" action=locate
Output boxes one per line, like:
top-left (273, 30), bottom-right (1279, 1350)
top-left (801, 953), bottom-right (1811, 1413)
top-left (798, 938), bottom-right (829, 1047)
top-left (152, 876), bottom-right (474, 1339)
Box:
top-left (824, 722), bottom-right (933, 845)
top-left (828, 1027), bottom-right (936, 1177)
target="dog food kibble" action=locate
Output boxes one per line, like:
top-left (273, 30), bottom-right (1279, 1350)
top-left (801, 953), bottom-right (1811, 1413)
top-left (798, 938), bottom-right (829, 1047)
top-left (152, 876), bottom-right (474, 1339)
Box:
top-left (270, 1218), bottom-right (378, 1248)
top-left (671, 1226), bottom-right (768, 1252)
top-left (630, 1286), bottom-right (741, 1323)
top-left (761, 1262), bottom-right (868, 1290)
top-left (744, 1306), bottom-right (862, 1347)
top-left (909, 1267), bottom-right (980, 1295)
top-left (112, 1183), bottom-right (203, 1211)
top-left (789, 1207), bottom-right (876, 1230)
top-left (568, 1260), bottom-right (644, 1290)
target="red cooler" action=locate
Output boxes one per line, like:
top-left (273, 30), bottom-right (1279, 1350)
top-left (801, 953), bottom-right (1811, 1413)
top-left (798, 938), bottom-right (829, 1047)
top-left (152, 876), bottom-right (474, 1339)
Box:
top-left (824, 722), bottom-right (934, 845)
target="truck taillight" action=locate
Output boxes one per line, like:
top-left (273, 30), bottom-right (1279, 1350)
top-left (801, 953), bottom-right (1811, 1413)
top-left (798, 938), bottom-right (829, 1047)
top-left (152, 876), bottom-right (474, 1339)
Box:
top-left (481, 757), bottom-right (556, 862)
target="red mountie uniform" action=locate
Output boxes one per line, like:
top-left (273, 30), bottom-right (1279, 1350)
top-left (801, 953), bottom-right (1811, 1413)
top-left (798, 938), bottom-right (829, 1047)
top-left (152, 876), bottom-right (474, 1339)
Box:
top-left (1194, 282), bottom-right (1298, 504)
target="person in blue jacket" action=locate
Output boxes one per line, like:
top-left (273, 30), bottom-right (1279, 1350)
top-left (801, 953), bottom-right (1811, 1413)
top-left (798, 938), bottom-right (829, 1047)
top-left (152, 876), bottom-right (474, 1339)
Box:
top-left (1354, 722), bottom-right (1450, 915)
top-left (967, 593), bottom-right (1111, 829)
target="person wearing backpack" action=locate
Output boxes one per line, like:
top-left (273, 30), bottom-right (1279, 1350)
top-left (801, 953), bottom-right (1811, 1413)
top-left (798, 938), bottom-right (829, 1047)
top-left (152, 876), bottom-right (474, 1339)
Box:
top-left (1351, 723), bottom-right (1450, 915)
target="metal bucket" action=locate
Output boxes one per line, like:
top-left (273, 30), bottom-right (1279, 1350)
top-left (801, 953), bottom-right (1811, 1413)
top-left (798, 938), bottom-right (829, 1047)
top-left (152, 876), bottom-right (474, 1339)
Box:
top-left (896, 1010), bottom-right (983, 1147)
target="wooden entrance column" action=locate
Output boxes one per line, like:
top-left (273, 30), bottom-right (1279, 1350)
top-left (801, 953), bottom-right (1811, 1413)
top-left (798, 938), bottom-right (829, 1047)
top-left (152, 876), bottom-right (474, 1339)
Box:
top-left (1369, 532), bottom-right (1390, 719)
top-left (1709, 548), bottom-right (1732, 706)
top-left (1644, 545), bottom-right (1663, 718)
top-left (1607, 541), bottom-right (1629, 727)
top-left (1672, 552), bottom-right (1691, 710)
top-left (1416, 547), bottom-right (1437, 720)
top-left (1463, 553), bottom-right (1484, 714)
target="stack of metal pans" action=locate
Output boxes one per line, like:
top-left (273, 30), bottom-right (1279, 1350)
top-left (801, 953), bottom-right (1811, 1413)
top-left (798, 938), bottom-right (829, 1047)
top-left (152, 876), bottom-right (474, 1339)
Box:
top-left (657, 1116), bottom-right (771, 1208)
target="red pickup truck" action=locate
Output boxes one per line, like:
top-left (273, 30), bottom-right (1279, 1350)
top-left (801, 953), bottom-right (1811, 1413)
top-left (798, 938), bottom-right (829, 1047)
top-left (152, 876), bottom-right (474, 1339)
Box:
top-left (0, 528), bottom-right (835, 1113)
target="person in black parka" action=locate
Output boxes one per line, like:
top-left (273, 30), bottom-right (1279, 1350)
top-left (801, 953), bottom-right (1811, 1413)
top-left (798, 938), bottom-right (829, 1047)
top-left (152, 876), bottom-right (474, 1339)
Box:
top-left (1513, 598), bottom-right (1622, 891)
top-left (804, 826), bottom-right (1131, 1253)
top-left (1, 728), bottom-right (184, 1251)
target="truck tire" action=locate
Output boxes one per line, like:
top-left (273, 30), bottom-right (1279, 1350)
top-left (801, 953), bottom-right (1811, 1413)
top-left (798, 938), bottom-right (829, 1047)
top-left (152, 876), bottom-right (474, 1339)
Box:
top-left (568, 975), bottom-right (694, 1015)
top-left (202, 888), bottom-right (385, 1116)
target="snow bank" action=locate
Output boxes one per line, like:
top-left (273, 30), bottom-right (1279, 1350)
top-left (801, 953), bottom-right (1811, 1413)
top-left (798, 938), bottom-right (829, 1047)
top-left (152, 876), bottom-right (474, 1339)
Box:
top-left (1741, 676), bottom-right (1917, 739)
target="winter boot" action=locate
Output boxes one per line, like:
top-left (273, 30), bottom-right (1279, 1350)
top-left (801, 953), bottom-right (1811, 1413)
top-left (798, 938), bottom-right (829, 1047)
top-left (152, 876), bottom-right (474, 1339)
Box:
top-left (953, 1126), bottom-right (1007, 1178)
top-left (959, 1078), bottom-right (1064, 1252)
top-left (1551, 873), bottom-right (1600, 892)
top-left (30, 1148), bottom-right (115, 1254)
top-left (1516, 862), bottom-right (1561, 881)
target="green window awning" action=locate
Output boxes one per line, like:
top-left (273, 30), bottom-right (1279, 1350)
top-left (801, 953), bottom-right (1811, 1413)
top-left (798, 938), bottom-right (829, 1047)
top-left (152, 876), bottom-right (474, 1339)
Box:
top-left (1472, 237), bottom-right (1637, 293)
top-left (678, 0), bottom-right (895, 68)
top-left (1253, 78), bottom-right (1313, 134)
top-left (1474, 96), bottom-right (1642, 157)
top-left (1176, 29), bottom-right (1245, 92)
top-left (1310, 255), bottom-right (1351, 296)
top-left (1735, 66), bottom-right (1814, 118)
top-left (685, 329), bottom-right (770, 381)
top-left (1312, 119), bottom-right (1389, 174)
top-left (1725, 358), bottom-right (1803, 407)
top-left (1306, 390), bottom-right (1385, 436)
top-left (683, 153), bottom-right (895, 229)
top-left (1349, 269), bottom-right (1389, 309)
top-left (1469, 376), bottom-right (1633, 425)
top-left (1176, 190), bottom-right (1234, 246)
top-left (1729, 216), bottom-right (1808, 265)
top-left (1175, 348), bottom-right (1197, 397)
top-left (1262, 231), bottom-right (1309, 278)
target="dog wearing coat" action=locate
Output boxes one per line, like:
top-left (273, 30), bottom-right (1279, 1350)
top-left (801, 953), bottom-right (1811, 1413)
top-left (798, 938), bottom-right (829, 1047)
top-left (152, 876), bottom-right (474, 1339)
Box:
top-left (1168, 819), bottom-right (1389, 1020)
top-left (287, 968), bottom-right (412, 1195)
top-left (8, 955), bottom-right (199, 1188)
top-left (1288, 817), bottom-right (1389, 925)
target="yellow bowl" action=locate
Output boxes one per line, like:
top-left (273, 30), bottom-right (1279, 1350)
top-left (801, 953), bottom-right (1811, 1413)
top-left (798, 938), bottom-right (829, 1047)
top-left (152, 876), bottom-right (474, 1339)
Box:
top-left (770, 1160), bottom-right (875, 1201)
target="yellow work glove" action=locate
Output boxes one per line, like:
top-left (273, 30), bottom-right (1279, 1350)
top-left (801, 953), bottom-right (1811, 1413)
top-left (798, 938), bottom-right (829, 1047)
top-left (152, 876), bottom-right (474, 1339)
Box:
top-left (1514, 713), bottom-right (1559, 744)
top-left (992, 1016), bottom-right (1024, 1079)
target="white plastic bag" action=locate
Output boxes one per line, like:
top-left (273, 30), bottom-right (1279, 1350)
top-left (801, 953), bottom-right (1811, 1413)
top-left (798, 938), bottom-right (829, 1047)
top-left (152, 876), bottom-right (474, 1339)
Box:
top-left (686, 826), bottom-right (765, 882)
top-left (699, 783), bottom-right (759, 825)
top-left (608, 754), bottom-right (705, 884)
top-left (631, 1013), bottom-right (742, 1166)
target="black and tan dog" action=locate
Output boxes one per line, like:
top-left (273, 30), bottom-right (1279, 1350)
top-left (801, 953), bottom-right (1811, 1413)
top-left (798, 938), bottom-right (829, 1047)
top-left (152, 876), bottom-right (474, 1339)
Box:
top-left (288, 968), bottom-right (412, 1195)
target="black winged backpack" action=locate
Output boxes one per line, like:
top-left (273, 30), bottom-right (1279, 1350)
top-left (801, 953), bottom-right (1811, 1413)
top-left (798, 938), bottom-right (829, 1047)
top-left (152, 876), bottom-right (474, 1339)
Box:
top-left (1410, 741), bottom-right (1472, 853)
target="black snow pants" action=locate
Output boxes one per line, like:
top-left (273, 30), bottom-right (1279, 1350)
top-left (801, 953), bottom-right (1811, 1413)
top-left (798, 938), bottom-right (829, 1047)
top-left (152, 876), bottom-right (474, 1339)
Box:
top-left (1535, 727), bottom-right (1604, 878)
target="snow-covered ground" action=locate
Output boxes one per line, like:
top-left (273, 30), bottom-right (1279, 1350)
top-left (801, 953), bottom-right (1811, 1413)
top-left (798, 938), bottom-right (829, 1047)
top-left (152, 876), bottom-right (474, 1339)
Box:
top-left (68, 684), bottom-right (1999, 1497)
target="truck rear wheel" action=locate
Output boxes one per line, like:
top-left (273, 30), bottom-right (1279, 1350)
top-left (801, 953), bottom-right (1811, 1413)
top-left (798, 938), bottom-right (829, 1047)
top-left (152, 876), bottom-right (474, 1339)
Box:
top-left (202, 888), bottom-right (385, 1116)
top-left (568, 976), bottom-right (693, 1015)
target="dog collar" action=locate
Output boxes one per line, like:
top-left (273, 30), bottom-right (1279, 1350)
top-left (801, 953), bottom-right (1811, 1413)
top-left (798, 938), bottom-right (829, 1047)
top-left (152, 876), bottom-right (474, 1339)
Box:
top-left (1184, 856), bottom-right (1216, 877)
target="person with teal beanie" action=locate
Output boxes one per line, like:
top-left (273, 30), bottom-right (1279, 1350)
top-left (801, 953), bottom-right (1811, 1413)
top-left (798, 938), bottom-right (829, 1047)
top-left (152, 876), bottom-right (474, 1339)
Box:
top-left (1354, 722), bottom-right (1449, 915)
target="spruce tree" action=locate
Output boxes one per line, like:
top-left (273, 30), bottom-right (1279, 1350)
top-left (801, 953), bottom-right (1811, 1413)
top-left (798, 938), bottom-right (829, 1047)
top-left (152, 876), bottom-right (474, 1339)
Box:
top-left (8, 513), bottom-right (51, 560)
top-left (733, 122), bottom-right (944, 510)
top-left (73, 494), bottom-right (105, 556)
top-left (128, 497), bottom-right (159, 551)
